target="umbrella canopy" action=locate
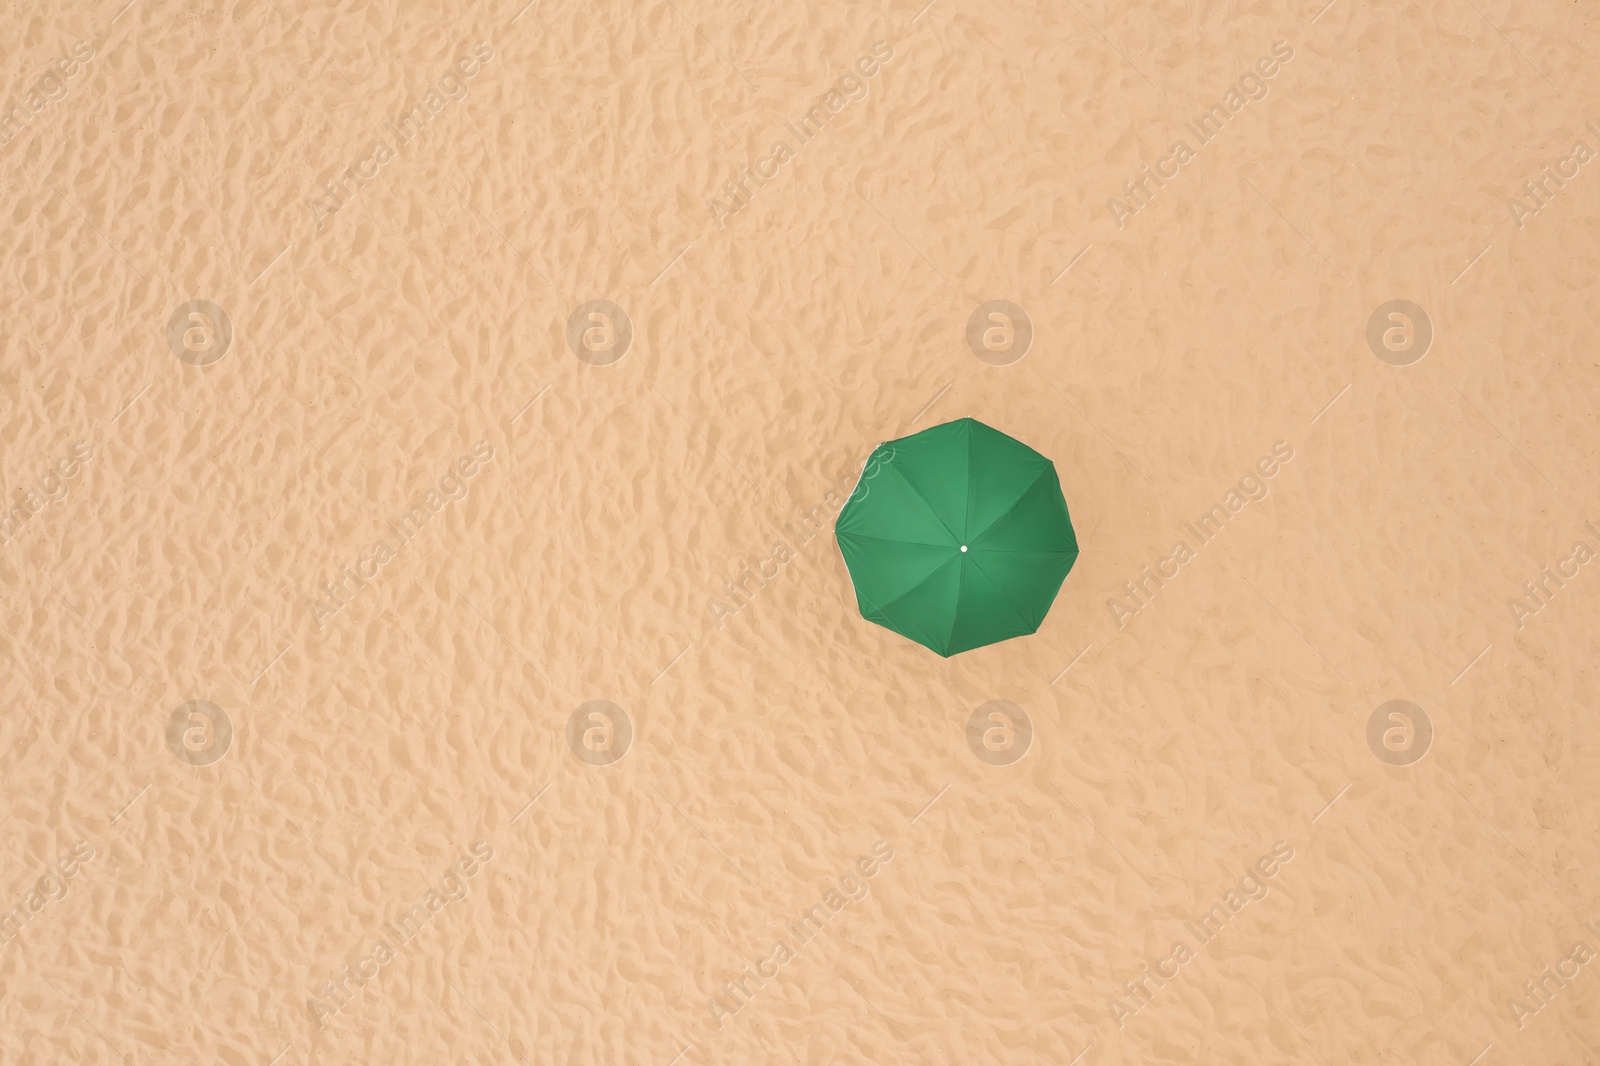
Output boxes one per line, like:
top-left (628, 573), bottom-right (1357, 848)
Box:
top-left (835, 417), bottom-right (1078, 657)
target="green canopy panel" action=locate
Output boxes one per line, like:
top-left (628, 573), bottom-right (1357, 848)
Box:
top-left (835, 417), bottom-right (1078, 657)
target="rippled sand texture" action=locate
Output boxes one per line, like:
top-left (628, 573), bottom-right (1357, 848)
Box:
top-left (3, 0), bottom-right (1600, 1061)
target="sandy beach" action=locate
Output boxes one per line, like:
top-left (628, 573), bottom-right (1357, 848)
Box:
top-left (2, 0), bottom-right (1599, 1062)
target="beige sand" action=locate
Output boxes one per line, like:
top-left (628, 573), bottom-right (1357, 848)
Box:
top-left (2, 0), bottom-right (1599, 1062)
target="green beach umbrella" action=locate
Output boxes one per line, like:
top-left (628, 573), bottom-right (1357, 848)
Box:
top-left (835, 417), bottom-right (1078, 657)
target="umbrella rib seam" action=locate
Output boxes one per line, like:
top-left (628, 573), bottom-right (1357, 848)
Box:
top-left (962, 418), bottom-right (975, 541)
top-left (966, 554), bottom-right (1043, 638)
top-left (883, 463), bottom-right (962, 545)
top-left (837, 532), bottom-right (957, 549)
top-left (969, 465), bottom-right (1056, 544)
top-left (867, 557), bottom-right (964, 646)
